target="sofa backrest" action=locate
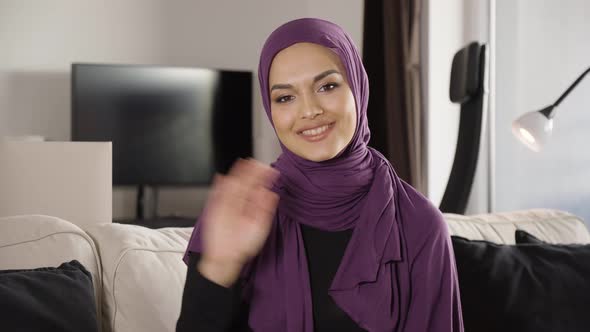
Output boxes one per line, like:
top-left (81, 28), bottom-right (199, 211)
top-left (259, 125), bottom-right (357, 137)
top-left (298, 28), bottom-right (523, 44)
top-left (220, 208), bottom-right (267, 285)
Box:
top-left (444, 208), bottom-right (590, 244)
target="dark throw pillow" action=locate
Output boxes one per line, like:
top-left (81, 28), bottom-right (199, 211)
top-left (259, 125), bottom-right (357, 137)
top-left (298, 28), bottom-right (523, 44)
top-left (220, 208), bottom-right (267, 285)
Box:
top-left (0, 260), bottom-right (98, 332)
top-left (515, 229), bottom-right (544, 244)
top-left (452, 235), bottom-right (590, 332)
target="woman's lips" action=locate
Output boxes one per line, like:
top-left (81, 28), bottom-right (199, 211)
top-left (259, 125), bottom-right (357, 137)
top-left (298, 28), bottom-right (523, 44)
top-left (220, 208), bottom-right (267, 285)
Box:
top-left (298, 122), bottom-right (335, 142)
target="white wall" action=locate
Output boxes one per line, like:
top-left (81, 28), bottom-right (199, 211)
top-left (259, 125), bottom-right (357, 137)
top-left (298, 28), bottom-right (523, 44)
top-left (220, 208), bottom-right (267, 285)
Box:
top-left (425, 0), bottom-right (489, 211)
top-left (426, 0), bottom-right (456, 207)
top-left (0, 0), bottom-right (168, 141)
top-left (495, 0), bottom-right (590, 225)
top-left (0, 0), bottom-right (363, 219)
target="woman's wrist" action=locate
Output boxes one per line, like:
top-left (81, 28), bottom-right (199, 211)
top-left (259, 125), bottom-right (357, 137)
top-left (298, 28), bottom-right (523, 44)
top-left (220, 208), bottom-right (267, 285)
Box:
top-left (197, 256), bottom-right (243, 288)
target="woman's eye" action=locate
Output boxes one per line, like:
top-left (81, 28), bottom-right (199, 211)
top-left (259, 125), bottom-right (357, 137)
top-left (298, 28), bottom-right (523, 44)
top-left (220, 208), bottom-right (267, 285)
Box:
top-left (275, 95), bottom-right (294, 103)
top-left (318, 83), bottom-right (339, 92)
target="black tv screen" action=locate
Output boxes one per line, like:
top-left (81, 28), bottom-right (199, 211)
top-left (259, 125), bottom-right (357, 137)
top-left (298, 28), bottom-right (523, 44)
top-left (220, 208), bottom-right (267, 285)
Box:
top-left (71, 63), bottom-right (252, 186)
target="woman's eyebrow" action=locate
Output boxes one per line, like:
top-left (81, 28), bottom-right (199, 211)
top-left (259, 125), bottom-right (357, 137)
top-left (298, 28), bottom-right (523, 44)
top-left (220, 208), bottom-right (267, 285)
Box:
top-left (270, 69), bottom-right (342, 92)
top-left (270, 83), bottom-right (293, 92)
top-left (313, 69), bottom-right (341, 83)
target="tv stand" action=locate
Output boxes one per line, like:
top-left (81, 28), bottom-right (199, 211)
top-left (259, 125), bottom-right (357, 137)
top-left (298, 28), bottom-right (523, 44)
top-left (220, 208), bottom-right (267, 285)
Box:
top-left (136, 185), bottom-right (146, 220)
top-left (136, 184), bottom-right (158, 220)
top-left (125, 185), bottom-right (197, 228)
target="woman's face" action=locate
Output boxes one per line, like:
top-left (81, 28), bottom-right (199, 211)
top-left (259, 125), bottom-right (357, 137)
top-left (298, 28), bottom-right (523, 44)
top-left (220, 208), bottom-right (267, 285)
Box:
top-left (268, 42), bottom-right (357, 162)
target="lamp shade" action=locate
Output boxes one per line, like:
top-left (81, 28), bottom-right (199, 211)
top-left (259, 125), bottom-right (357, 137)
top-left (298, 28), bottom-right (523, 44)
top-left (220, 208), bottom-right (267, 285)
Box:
top-left (511, 108), bottom-right (554, 152)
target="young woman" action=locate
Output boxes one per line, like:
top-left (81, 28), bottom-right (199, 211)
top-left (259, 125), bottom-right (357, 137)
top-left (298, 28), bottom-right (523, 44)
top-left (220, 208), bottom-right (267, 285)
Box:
top-left (177, 18), bottom-right (464, 332)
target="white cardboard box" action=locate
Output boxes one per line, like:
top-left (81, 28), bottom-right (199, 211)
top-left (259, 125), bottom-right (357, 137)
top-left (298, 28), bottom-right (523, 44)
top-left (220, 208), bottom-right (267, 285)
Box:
top-left (0, 141), bottom-right (112, 228)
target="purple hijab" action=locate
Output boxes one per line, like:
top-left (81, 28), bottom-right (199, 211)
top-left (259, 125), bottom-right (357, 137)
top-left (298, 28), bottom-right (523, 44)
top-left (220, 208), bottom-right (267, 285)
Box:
top-left (185, 18), bottom-right (464, 332)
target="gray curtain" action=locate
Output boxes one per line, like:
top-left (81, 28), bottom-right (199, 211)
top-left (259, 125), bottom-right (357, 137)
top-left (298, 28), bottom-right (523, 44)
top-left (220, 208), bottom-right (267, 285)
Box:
top-left (363, 0), bottom-right (427, 194)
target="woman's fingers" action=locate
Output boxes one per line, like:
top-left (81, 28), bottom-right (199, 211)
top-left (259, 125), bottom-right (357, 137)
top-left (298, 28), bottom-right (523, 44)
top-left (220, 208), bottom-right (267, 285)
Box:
top-left (256, 188), bottom-right (280, 216)
top-left (228, 158), bottom-right (279, 192)
top-left (223, 158), bottom-right (280, 219)
top-left (211, 159), bottom-right (280, 229)
top-left (220, 175), bottom-right (251, 217)
top-left (245, 186), bottom-right (279, 224)
top-left (245, 158), bottom-right (280, 189)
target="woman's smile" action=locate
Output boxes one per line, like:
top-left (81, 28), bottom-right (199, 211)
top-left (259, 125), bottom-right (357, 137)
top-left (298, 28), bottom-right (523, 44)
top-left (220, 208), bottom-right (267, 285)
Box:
top-left (298, 122), bottom-right (336, 142)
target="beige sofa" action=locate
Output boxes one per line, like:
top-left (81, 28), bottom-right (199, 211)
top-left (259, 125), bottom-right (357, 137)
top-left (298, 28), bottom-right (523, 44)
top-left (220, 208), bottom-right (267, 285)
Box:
top-left (1, 209), bottom-right (588, 332)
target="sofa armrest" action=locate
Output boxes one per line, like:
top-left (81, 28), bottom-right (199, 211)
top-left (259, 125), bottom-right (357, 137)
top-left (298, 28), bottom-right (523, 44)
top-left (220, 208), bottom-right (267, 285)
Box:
top-left (0, 214), bottom-right (104, 331)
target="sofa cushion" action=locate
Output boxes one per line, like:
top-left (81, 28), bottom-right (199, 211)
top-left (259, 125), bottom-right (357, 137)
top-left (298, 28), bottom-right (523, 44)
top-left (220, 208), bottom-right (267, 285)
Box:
top-left (86, 223), bottom-right (192, 332)
top-left (0, 215), bottom-right (103, 331)
top-left (444, 208), bottom-right (590, 244)
top-left (0, 260), bottom-right (98, 332)
top-left (452, 235), bottom-right (590, 332)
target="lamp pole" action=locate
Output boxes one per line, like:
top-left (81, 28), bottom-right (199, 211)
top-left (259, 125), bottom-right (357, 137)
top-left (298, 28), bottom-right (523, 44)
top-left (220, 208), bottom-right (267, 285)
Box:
top-left (541, 66), bottom-right (590, 119)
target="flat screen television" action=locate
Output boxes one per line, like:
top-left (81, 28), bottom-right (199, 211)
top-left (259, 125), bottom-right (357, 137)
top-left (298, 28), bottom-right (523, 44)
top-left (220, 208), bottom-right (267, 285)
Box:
top-left (71, 63), bottom-right (253, 187)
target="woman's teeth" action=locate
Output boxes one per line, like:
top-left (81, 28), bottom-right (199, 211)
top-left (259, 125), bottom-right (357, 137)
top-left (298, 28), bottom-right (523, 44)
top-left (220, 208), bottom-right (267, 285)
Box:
top-left (301, 124), bottom-right (331, 136)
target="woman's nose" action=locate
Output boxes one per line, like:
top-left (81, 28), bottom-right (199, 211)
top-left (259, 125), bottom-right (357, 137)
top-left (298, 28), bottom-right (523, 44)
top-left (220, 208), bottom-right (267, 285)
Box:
top-left (299, 95), bottom-right (324, 119)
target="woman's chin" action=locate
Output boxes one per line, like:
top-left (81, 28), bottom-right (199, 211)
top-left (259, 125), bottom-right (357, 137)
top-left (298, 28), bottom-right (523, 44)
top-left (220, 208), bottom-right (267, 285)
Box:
top-left (281, 135), bottom-right (345, 162)
top-left (297, 148), bottom-right (339, 162)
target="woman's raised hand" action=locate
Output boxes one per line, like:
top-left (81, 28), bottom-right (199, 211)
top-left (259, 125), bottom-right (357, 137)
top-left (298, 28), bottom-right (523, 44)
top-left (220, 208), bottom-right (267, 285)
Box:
top-left (198, 158), bottom-right (280, 287)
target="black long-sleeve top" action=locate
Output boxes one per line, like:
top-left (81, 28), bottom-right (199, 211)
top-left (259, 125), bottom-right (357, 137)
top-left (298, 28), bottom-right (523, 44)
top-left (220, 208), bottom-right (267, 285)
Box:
top-left (176, 224), bottom-right (367, 331)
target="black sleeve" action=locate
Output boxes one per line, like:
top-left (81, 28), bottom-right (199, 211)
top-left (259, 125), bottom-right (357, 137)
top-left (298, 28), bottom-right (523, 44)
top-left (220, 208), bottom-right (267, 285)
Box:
top-left (176, 253), bottom-right (252, 332)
